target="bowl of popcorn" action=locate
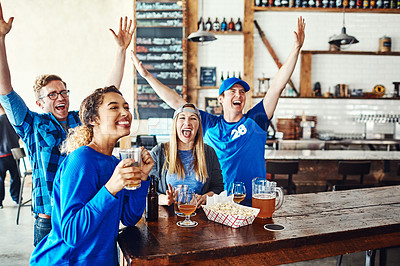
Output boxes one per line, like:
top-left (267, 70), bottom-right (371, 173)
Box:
top-left (202, 191), bottom-right (260, 228)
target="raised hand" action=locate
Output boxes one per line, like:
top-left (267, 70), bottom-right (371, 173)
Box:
top-left (0, 2), bottom-right (13, 37)
top-left (109, 16), bottom-right (134, 50)
top-left (294, 16), bottom-right (305, 50)
top-left (130, 50), bottom-right (150, 78)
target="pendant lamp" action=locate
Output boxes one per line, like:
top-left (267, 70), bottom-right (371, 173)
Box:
top-left (328, 7), bottom-right (359, 47)
top-left (187, 0), bottom-right (217, 43)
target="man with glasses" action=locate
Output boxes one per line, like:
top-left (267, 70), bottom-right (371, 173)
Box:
top-left (0, 3), bottom-right (134, 246)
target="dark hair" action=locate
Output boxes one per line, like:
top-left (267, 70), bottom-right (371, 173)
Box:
top-left (79, 86), bottom-right (122, 129)
top-left (61, 86), bottom-right (123, 154)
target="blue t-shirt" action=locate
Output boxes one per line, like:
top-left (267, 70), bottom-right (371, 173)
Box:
top-left (200, 100), bottom-right (270, 199)
top-left (166, 150), bottom-right (204, 194)
top-left (30, 146), bottom-right (149, 265)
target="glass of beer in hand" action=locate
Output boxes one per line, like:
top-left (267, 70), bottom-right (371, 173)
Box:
top-left (119, 147), bottom-right (142, 190)
top-left (230, 182), bottom-right (246, 204)
top-left (176, 189), bottom-right (198, 227)
top-left (252, 177), bottom-right (284, 219)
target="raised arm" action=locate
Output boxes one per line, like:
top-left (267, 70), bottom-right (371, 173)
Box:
top-left (106, 17), bottom-right (134, 89)
top-left (263, 16), bottom-right (305, 119)
top-left (131, 50), bottom-right (186, 110)
top-left (0, 2), bottom-right (13, 95)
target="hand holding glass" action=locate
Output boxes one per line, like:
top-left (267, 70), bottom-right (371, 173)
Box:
top-left (119, 148), bottom-right (142, 190)
top-left (230, 182), bottom-right (246, 204)
top-left (177, 189), bottom-right (198, 227)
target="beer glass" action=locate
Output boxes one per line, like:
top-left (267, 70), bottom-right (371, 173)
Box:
top-left (252, 177), bottom-right (284, 219)
top-left (230, 182), bottom-right (246, 204)
top-left (176, 189), bottom-right (198, 227)
top-left (119, 147), bottom-right (142, 190)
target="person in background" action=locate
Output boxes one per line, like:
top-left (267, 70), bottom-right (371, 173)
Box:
top-left (132, 17), bottom-right (305, 199)
top-left (0, 103), bottom-right (20, 208)
top-left (30, 86), bottom-right (154, 265)
top-left (0, 2), bottom-right (134, 245)
top-left (150, 103), bottom-right (224, 208)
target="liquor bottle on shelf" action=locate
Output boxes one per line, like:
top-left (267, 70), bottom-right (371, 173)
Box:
top-left (220, 72), bottom-right (224, 85)
top-left (233, 71), bottom-right (236, 78)
top-left (308, 0), bottom-right (315, 7)
top-left (146, 176), bottom-right (158, 222)
top-left (269, 0), bottom-right (275, 6)
top-left (282, 0), bottom-right (289, 6)
top-left (262, 0), bottom-right (269, 6)
top-left (255, 0), bottom-right (262, 6)
top-left (375, 0), bottom-right (383, 7)
top-left (235, 18), bottom-right (242, 31)
top-left (329, 0), bottom-right (336, 8)
top-left (363, 0), bottom-right (369, 8)
top-left (356, 0), bottom-right (363, 7)
top-left (390, 0), bottom-right (396, 8)
top-left (221, 18), bottom-right (227, 32)
top-left (296, 0), bottom-right (303, 6)
top-left (238, 72), bottom-right (242, 80)
top-left (370, 0), bottom-right (376, 8)
top-left (302, 0), bottom-right (308, 7)
top-left (205, 17), bottom-right (212, 31)
top-left (397, 0), bottom-right (400, 8)
top-left (349, 0), bottom-right (356, 7)
top-left (275, 0), bottom-right (282, 6)
top-left (213, 18), bottom-right (220, 31)
top-left (336, 0), bottom-right (343, 7)
top-left (289, 0), bottom-right (296, 7)
top-left (198, 17), bottom-right (204, 30)
top-left (228, 18), bottom-right (235, 32)
top-left (382, 0), bottom-right (390, 8)
top-left (315, 0), bottom-right (322, 7)
top-left (322, 0), bottom-right (329, 7)
top-left (227, 71), bottom-right (230, 79)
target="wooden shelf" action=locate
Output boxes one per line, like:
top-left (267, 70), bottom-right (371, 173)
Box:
top-left (302, 50), bottom-right (400, 56)
top-left (253, 7), bottom-right (400, 14)
top-left (136, 9), bottom-right (183, 12)
top-left (212, 31), bottom-right (243, 35)
top-left (195, 86), bottom-right (218, 90)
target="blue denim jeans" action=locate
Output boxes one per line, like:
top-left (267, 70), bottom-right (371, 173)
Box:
top-left (34, 217), bottom-right (52, 246)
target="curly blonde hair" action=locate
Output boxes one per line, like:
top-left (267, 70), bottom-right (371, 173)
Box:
top-left (33, 74), bottom-right (67, 100)
top-left (61, 86), bottom-right (122, 154)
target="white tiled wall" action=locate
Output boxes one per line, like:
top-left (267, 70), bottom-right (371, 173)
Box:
top-left (197, 1), bottom-right (400, 135)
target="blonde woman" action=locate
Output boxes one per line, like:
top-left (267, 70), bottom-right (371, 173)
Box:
top-left (30, 86), bottom-right (154, 265)
top-left (150, 103), bottom-right (223, 208)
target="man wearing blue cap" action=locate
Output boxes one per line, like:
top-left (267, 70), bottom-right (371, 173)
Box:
top-left (131, 17), bottom-right (305, 199)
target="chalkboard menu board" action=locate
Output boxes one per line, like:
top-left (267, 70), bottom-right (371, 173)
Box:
top-left (134, 0), bottom-right (187, 119)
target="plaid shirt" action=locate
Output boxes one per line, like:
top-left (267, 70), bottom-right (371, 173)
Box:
top-left (0, 90), bottom-right (81, 216)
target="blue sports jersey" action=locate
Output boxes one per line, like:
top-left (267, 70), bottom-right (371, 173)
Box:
top-left (200, 100), bottom-right (270, 199)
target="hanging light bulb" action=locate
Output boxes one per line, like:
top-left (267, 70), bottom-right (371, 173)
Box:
top-left (328, 6), bottom-right (359, 48)
top-left (187, 0), bottom-right (217, 43)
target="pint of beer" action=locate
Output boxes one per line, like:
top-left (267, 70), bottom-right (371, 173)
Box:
top-left (252, 177), bottom-right (284, 219)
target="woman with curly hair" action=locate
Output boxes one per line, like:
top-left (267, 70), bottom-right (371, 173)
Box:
top-left (30, 86), bottom-right (154, 265)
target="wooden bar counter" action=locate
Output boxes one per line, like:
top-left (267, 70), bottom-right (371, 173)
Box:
top-left (118, 186), bottom-right (400, 265)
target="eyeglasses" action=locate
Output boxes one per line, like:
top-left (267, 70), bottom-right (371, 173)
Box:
top-left (39, 90), bottom-right (70, 100)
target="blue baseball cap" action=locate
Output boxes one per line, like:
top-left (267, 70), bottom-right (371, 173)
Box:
top-left (219, 77), bottom-right (250, 95)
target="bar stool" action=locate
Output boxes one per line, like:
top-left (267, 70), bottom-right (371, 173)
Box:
top-left (380, 162), bottom-right (400, 187)
top-left (11, 147), bottom-right (32, 225)
top-left (266, 160), bottom-right (298, 194)
top-left (325, 161), bottom-right (371, 192)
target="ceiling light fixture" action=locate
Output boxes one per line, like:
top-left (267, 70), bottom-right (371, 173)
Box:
top-left (328, 6), bottom-right (359, 48)
top-left (187, 0), bottom-right (217, 43)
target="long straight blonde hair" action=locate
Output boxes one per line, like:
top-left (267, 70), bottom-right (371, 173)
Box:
top-left (163, 110), bottom-right (208, 183)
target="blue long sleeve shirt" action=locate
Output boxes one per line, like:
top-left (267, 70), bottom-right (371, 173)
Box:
top-left (30, 146), bottom-right (149, 265)
top-left (0, 90), bottom-right (81, 215)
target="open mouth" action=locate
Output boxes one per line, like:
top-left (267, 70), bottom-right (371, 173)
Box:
top-left (182, 129), bottom-right (192, 138)
top-left (55, 104), bottom-right (66, 111)
top-left (117, 120), bottom-right (130, 127)
top-left (233, 100), bottom-right (241, 106)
